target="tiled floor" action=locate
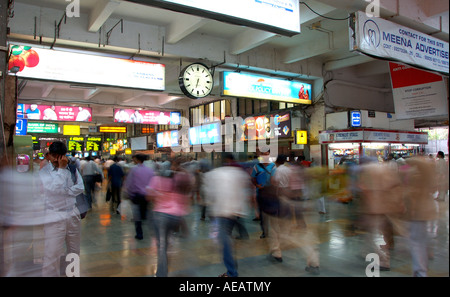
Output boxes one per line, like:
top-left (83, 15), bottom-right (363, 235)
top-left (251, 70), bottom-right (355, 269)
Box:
top-left (77, 191), bottom-right (449, 278)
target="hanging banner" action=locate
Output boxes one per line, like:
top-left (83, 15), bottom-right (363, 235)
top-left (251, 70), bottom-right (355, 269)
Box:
top-left (389, 62), bottom-right (448, 119)
top-left (113, 109), bottom-right (181, 125)
top-left (17, 103), bottom-right (92, 122)
top-left (127, 0), bottom-right (300, 37)
top-left (350, 11), bottom-right (449, 74)
top-left (8, 44), bottom-right (165, 91)
top-left (221, 72), bottom-right (312, 104)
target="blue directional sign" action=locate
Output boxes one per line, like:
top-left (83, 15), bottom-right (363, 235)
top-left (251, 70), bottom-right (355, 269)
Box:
top-left (350, 110), bottom-right (362, 127)
top-left (15, 118), bottom-right (28, 135)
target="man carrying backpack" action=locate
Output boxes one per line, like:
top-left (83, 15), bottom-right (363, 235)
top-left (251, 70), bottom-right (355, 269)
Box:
top-left (251, 153), bottom-right (276, 239)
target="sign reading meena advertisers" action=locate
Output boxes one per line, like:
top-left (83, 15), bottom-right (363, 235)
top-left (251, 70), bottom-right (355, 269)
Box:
top-left (350, 11), bottom-right (449, 74)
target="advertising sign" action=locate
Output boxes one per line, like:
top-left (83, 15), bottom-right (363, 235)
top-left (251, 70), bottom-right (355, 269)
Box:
top-left (389, 62), bottom-right (448, 119)
top-left (128, 0), bottom-right (300, 36)
top-left (27, 122), bottom-right (58, 133)
top-left (351, 11), bottom-right (449, 74)
top-left (222, 72), bottom-right (312, 104)
top-left (189, 122), bottom-right (221, 145)
top-left (156, 130), bottom-right (180, 148)
top-left (9, 45), bottom-right (165, 90)
top-left (241, 111), bottom-right (291, 141)
top-left (114, 109), bottom-right (181, 125)
top-left (17, 103), bottom-right (92, 122)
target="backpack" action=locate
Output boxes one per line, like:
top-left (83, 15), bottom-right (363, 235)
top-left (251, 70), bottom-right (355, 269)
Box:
top-left (254, 163), bottom-right (280, 215)
top-left (68, 165), bottom-right (89, 219)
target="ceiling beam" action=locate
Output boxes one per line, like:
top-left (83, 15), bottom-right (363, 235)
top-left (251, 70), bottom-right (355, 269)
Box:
top-left (166, 16), bottom-right (209, 44)
top-left (230, 29), bottom-right (277, 55)
top-left (88, 0), bottom-right (121, 32)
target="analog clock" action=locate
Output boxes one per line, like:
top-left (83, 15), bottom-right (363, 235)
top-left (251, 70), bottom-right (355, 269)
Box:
top-left (179, 63), bottom-right (214, 99)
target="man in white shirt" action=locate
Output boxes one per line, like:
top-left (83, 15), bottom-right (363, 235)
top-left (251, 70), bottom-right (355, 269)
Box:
top-left (39, 141), bottom-right (85, 277)
top-left (203, 154), bottom-right (252, 277)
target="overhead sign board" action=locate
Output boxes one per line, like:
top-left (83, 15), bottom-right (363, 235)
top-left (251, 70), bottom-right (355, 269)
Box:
top-left (27, 122), bottom-right (58, 133)
top-left (189, 122), bottom-right (221, 146)
top-left (221, 72), bottom-right (312, 104)
top-left (9, 44), bottom-right (166, 91)
top-left (17, 103), bottom-right (92, 122)
top-left (68, 137), bottom-right (85, 151)
top-left (113, 109), bottom-right (181, 125)
top-left (63, 125), bottom-right (81, 136)
top-left (156, 130), bottom-right (180, 148)
top-left (350, 11), bottom-right (449, 74)
top-left (240, 111), bottom-right (292, 141)
top-left (99, 126), bottom-right (127, 133)
top-left (128, 0), bottom-right (300, 37)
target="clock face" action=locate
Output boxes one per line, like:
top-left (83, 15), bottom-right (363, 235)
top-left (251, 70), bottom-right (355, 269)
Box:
top-left (179, 63), bottom-right (213, 99)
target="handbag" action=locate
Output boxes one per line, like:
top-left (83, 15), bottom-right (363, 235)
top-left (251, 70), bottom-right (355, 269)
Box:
top-left (94, 173), bottom-right (103, 183)
top-left (68, 165), bottom-right (89, 219)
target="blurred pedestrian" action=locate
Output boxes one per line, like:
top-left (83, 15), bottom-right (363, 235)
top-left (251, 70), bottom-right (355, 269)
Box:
top-left (357, 161), bottom-right (407, 271)
top-left (251, 153), bottom-right (276, 238)
top-left (269, 154), bottom-right (321, 274)
top-left (204, 155), bottom-right (252, 277)
top-left (402, 156), bottom-right (439, 277)
top-left (435, 151), bottom-right (448, 201)
top-left (80, 155), bottom-right (103, 209)
top-left (108, 156), bottom-right (125, 214)
top-left (39, 141), bottom-right (85, 277)
top-left (147, 157), bottom-right (194, 277)
top-left (125, 154), bottom-right (155, 240)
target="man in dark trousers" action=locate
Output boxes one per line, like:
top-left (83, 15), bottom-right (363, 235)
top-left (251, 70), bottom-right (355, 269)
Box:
top-left (108, 156), bottom-right (125, 214)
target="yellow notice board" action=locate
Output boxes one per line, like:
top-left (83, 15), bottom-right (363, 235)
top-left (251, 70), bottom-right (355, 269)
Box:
top-left (64, 125), bottom-right (81, 135)
top-left (295, 130), bottom-right (307, 145)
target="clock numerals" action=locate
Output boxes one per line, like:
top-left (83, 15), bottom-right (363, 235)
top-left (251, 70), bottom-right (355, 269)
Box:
top-left (180, 63), bottom-right (214, 98)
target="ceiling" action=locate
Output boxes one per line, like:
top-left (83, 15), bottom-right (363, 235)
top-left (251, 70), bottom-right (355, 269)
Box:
top-left (9, 0), bottom-right (450, 127)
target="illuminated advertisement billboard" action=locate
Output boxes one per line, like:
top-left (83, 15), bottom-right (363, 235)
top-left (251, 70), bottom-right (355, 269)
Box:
top-left (128, 0), bottom-right (300, 37)
top-left (113, 109), bottom-right (181, 125)
top-left (156, 130), bottom-right (179, 148)
top-left (222, 72), bottom-right (312, 104)
top-left (189, 122), bottom-right (221, 146)
top-left (17, 103), bottom-right (92, 122)
top-left (9, 45), bottom-right (165, 90)
top-left (240, 111), bottom-right (291, 141)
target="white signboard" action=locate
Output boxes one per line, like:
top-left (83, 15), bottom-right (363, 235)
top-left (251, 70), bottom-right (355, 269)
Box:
top-left (130, 0), bottom-right (300, 36)
top-left (389, 62), bottom-right (448, 120)
top-left (320, 129), bottom-right (428, 144)
top-left (351, 11), bottom-right (449, 74)
top-left (9, 44), bottom-right (165, 91)
top-left (319, 130), bottom-right (364, 143)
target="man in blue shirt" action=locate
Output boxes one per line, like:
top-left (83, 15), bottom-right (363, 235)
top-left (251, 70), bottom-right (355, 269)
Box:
top-left (251, 153), bottom-right (276, 239)
top-left (108, 156), bottom-right (125, 214)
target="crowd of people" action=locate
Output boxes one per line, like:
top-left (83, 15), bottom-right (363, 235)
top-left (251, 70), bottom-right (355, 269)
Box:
top-left (0, 141), bottom-right (448, 277)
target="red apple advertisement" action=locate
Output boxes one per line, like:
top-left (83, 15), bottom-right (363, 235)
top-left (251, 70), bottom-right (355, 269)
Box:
top-left (17, 104), bottom-right (92, 122)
